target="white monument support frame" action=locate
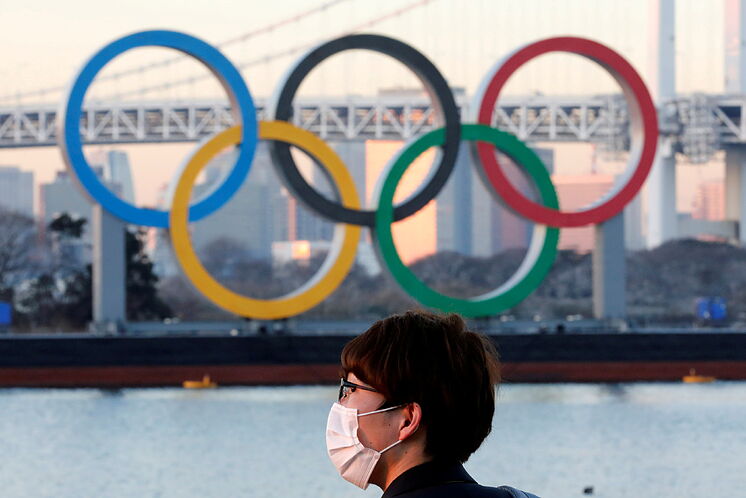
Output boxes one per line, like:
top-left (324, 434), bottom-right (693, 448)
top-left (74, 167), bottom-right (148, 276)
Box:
top-left (92, 205), bottom-right (126, 333)
top-left (593, 213), bottom-right (626, 320)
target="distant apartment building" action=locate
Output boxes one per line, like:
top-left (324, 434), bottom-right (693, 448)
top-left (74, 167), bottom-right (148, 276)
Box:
top-left (436, 144), bottom-right (473, 255)
top-left (151, 139), bottom-right (372, 275)
top-left (436, 145), bottom-right (554, 257)
top-left (291, 140), bottom-right (367, 244)
top-left (185, 145), bottom-right (275, 260)
top-left (152, 146), bottom-right (277, 277)
top-left (41, 170), bottom-right (95, 267)
top-left (0, 166), bottom-right (34, 217)
top-left (41, 170), bottom-right (98, 230)
top-left (692, 181), bottom-right (725, 221)
top-left (552, 174), bottom-right (615, 253)
top-left (103, 150), bottom-right (136, 203)
top-left (546, 172), bottom-right (646, 253)
top-left (41, 168), bottom-right (127, 228)
top-left (40, 156), bottom-right (128, 265)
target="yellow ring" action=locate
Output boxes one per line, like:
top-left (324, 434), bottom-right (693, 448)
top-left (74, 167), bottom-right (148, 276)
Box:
top-left (169, 121), bottom-right (361, 319)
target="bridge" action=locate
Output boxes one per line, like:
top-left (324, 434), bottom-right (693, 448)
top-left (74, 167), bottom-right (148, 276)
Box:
top-left (0, 94), bottom-right (737, 167)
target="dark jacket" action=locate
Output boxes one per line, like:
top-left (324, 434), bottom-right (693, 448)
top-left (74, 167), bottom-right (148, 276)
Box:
top-left (381, 460), bottom-right (539, 498)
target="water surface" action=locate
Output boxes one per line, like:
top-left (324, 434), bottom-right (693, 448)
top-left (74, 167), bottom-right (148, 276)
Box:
top-left (0, 382), bottom-right (743, 497)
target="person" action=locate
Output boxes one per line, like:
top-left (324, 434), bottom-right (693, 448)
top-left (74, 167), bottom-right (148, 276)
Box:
top-left (325, 310), bottom-right (540, 497)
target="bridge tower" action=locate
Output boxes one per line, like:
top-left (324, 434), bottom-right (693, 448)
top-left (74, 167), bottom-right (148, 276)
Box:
top-left (725, 0), bottom-right (746, 245)
top-left (646, 0), bottom-right (677, 248)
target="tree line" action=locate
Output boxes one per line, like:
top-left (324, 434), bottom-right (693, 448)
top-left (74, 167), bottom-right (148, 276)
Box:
top-left (0, 209), bottom-right (170, 331)
top-left (160, 235), bottom-right (746, 324)
top-left (3, 205), bottom-right (745, 330)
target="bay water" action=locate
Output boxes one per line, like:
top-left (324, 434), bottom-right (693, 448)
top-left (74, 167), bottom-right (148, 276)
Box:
top-left (0, 382), bottom-right (743, 497)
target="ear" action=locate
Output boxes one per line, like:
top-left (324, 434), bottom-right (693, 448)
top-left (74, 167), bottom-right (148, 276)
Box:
top-left (397, 402), bottom-right (423, 441)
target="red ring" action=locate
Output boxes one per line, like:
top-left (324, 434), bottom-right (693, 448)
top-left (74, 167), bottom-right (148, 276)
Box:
top-left (474, 37), bottom-right (658, 227)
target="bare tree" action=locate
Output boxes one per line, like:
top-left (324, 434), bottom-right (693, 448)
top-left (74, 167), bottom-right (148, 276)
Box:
top-left (0, 208), bottom-right (37, 298)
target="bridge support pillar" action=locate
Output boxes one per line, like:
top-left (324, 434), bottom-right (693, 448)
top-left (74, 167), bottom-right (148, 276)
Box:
top-left (593, 212), bottom-right (626, 320)
top-left (725, 0), bottom-right (746, 94)
top-left (646, 0), bottom-right (677, 248)
top-left (646, 138), bottom-right (677, 248)
top-left (92, 205), bottom-right (126, 333)
top-left (725, 146), bottom-right (746, 244)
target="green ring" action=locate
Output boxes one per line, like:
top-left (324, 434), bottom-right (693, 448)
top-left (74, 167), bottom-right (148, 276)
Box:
top-left (372, 123), bottom-right (560, 317)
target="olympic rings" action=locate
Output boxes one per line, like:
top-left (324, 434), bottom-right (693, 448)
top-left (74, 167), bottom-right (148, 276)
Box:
top-left (169, 121), bottom-right (361, 319)
top-left (373, 124), bottom-right (559, 317)
top-left (61, 31), bottom-right (660, 319)
top-left (267, 34), bottom-right (461, 227)
top-left (472, 37), bottom-right (658, 227)
top-left (58, 30), bottom-right (258, 228)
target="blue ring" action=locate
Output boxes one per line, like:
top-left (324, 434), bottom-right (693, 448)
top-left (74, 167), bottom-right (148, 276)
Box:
top-left (58, 30), bottom-right (257, 227)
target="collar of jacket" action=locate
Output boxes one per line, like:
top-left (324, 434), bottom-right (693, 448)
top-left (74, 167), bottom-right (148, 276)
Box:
top-left (382, 460), bottom-right (476, 497)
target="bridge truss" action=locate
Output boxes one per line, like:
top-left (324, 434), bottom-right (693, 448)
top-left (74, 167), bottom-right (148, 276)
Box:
top-left (2, 95), bottom-right (743, 163)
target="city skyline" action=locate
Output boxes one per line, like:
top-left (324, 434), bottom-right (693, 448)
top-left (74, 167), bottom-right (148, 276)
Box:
top-left (13, 138), bottom-right (727, 271)
top-left (0, 0), bottom-right (733, 260)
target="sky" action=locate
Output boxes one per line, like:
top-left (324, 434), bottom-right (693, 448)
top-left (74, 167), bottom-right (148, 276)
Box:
top-left (0, 0), bottom-right (731, 217)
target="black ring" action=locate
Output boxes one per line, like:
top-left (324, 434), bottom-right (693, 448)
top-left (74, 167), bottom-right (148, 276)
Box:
top-left (267, 34), bottom-right (461, 227)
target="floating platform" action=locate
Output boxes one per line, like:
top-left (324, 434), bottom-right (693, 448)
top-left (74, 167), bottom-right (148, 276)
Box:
top-left (0, 332), bottom-right (745, 387)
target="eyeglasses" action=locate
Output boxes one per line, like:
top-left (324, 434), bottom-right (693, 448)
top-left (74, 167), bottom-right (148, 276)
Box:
top-left (338, 378), bottom-right (379, 401)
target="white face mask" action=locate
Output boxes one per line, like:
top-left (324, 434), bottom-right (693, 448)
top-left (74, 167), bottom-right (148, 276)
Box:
top-left (325, 402), bottom-right (403, 490)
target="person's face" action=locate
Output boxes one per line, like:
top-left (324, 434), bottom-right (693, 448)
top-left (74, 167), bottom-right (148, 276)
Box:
top-left (340, 373), bottom-right (400, 453)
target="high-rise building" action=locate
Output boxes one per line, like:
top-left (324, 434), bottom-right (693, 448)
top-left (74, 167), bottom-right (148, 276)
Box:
top-left (151, 140), bottom-right (368, 272)
top-left (692, 181), bottom-right (725, 221)
top-left (40, 169), bottom-right (124, 265)
top-left (0, 166), bottom-right (34, 216)
top-left (272, 187), bottom-right (292, 242)
top-left (151, 187), bottom-right (179, 278)
top-left (151, 143), bottom-right (316, 276)
top-left (292, 140), bottom-right (366, 243)
top-left (103, 151), bottom-right (135, 203)
top-left (271, 140), bottom-right (367, 247)
top-left (187, 144), bottom-right (275, 260)
top-left (553, 174), bottom-right (615, 253)
top-left (436, 145), bottom-right (553, 257)
top-left (548, 172), bottom-right (646, 253)
top-left (40, 169), bottom-right (124, 224)
top-left (331, 141), bottom-right (367, 205)
top-left (294, 202), bottom-right (334, 242)
top-left (41, 170), bottom-right (97, 229)
top-left (436, 144), bottom-right (472, 255)
top-left (470, 165), bottom-right (500, 258)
